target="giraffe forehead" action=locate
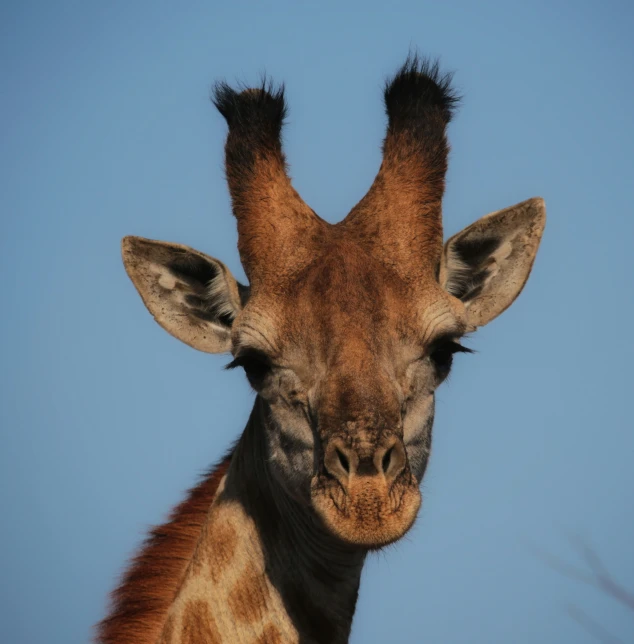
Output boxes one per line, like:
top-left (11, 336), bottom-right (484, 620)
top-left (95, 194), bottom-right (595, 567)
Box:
top-left (234, 234), bottom-right (464, 362)
top-left (282, 243), bottom-right (411, 335)
top-left (287, 270), bottom-right (457, 353)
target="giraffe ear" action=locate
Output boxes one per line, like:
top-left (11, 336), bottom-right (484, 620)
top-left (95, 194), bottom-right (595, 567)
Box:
top-left (122, 236), bottom-right (249, 353)
top-left (440, 197), bottom-right (546, 328)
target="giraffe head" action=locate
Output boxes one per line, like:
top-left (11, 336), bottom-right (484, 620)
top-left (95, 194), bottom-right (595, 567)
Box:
top-left (122, 57), bottom-right (545, 549)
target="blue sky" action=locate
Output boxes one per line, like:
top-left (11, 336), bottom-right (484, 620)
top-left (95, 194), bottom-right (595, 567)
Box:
top-left (2, 1), bottom-right (633, 642)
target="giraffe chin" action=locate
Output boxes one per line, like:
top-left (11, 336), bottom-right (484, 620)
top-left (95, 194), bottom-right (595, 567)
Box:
top-left (311, 476), bottom-right (422, 549)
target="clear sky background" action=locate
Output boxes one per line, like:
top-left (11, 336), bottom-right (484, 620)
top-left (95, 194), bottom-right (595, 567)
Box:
top-left (2, 1), bottom-right (633, 642)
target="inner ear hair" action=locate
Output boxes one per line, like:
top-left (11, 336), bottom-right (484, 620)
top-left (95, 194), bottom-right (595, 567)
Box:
top-left (443, 235), bottom-right (507, 303)
top-left (163, 252), bottom-right (236, 326)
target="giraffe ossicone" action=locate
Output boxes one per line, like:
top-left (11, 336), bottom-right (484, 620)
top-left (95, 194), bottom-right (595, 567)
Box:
top-left (98, 54), bottom-right (545, 643)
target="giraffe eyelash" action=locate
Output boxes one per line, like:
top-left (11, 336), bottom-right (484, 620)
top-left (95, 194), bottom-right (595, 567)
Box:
top-left (225, 349), bottom-right (271, 371)
top-left (426, 338), bottom-right (474, 373)
top-left (425, 335), bottom-right (474, 358)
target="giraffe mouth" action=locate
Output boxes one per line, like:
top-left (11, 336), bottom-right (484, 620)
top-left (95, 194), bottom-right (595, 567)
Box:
top-left (310, 474), bottom-right (421, 548)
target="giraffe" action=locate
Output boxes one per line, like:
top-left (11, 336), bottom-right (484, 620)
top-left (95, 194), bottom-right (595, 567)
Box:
top-left (97, 56), bottom-right (545, 643)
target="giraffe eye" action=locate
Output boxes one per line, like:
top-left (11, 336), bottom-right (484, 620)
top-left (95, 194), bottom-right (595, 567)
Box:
top-left (429, 339), bottom-right (473, 375)
top-left (225, 349), bottom-right (273, 388)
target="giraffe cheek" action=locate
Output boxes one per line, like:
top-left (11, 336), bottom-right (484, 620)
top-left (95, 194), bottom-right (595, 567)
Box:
top-left (267, 434), bottom-right (315, 505)
top-left (403, 396), bottom-right (435, 482)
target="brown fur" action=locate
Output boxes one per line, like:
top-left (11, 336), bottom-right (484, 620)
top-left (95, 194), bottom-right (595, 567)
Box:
top-left (257, 624), bottom-right (284, 643)
top-left (218, 87), bottom-right (325, 290)
top-left (228, 561), bottom-right (271, 624)
top-left (234, 162), bottom-right (325, 291)
top-left (96, 456), bottom-right (231, 644)
top-left (191, 514), bottom-right (238, 582)
top-left (181, 600), bottom-right (222, 644)
top-left (343, 136), bottom-right (447, 283)
top-left (159, 615), bottom-right (175, 644)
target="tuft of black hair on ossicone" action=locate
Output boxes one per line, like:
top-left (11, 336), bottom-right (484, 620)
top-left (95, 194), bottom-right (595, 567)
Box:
top-left (211, 77), bottom-right (287, 139)
top-left (384, 53), bottom-right (461, 127)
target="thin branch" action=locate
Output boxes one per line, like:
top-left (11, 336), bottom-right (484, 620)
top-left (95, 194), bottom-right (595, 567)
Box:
top-left (566, 604), bottom-right (623, 644)
top-left (566, 535), bottom-right (634, 612)
top-left (529, 535), bottom-right (634, 612)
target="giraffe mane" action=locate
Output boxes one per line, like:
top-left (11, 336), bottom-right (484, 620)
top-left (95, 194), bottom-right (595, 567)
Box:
top-left (95, 450), bottom-right (234, 644)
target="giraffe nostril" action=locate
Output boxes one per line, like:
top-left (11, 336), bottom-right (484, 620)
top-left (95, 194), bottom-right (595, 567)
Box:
top-left (376, 439), bottom-right (407, 484)
top-left (336, 447), bottom-right (350, 474)
top-left (381, 446), bottom-right (394, 474)
top-left (324, 441), bottom-right (356, 486)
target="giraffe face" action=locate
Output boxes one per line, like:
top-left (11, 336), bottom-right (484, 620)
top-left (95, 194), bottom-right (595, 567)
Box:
top-left (225, 234), bottom-right (470, 548)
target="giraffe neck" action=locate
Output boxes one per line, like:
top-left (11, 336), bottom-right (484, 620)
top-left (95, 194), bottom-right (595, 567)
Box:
top-left (161, 398), bottom-right (366, 644)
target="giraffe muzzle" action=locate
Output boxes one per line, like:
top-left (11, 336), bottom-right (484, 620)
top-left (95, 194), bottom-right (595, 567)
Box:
top-left (312, 435), bottom-right (421, 548)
